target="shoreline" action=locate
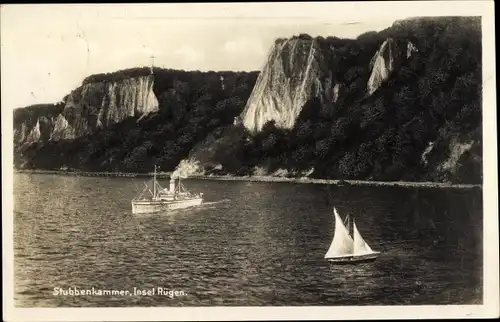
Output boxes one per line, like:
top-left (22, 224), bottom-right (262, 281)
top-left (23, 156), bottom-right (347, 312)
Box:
top-left (191, 175), bottom-right (482, 189)
top-left (13, 169), bottom-right (482, 189)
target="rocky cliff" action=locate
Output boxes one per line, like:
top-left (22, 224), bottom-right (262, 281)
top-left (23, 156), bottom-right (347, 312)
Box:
top-left (14, 68), bottom-right (258, 171)
top-left (367, 38), bottom-right (418, 95)
top-left (239, 37), bottom-right (327, 132)
top-left (239, 34), bottom-right (418, 133)
top-left (191, 17), bottom-right (482, 184)
top-left (60, 75), bottom-right (159, 139)
top-left (13, 17), bottom-right (482, 184)
top-left (14, 75), bottom-right (158, 145)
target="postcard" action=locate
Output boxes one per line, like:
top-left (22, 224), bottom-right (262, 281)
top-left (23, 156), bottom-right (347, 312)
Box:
top-left (2, 1), bottom-right (498, 321)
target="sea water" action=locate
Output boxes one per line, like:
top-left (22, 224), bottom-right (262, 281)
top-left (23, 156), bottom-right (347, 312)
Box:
top-left (13, 173), bottom-right (483, 306)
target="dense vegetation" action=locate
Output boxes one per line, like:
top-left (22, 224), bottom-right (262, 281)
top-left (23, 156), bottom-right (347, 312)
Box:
top-left (14, 17), bottom-right (482, 184)
top-left (13, 103), bottom-right (65, 130)
top-left (16, 69), bottom-right (259, 172)
top-left (200, 17), bottom-right (482, 184)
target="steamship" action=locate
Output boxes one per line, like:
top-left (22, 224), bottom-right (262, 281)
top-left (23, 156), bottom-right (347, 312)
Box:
top-left (131, 166), bottom-right (203, 214)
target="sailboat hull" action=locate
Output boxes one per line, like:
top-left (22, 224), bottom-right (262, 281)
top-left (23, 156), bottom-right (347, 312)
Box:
top-left (326, 252), bottom-right (380, 264)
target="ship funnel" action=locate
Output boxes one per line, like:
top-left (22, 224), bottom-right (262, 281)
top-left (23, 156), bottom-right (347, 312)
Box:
top-left (170, 178), bottom-right (176, 192)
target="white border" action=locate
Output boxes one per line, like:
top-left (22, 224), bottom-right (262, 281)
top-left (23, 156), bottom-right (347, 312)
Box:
top-left (2, 1), bottom-right (498, 321)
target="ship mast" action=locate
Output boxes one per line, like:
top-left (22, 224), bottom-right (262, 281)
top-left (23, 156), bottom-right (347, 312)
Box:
top-left (345, 214), bottom-right (351, 236)
top-left (153, 165), bottom-right (157, 198)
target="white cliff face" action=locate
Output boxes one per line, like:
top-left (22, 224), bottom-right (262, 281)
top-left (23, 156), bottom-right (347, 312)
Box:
top-left (96, 76), bottom-right (159, 128)
top-left (332, 83), bottom-right (341, 103)
top-left (439, 138), bottom-right (474, 173)
top-left (53, 75), bottom-right (159, 141)
top-left (240, 38), bottom-right (327, 133)
top-left (21, 116), bottom-right (57, 144)
top-left (367, 38), bottom-right (418, 96)
top-left (367, 38), bottom-right (395, 96)
top-left (26, 119), bottom-right (41, 143)
top-left (51, 113), bottom-right (75, 141)
top-left (15, 75), bottom-right (160, 145)
top-left (240, 36), bottom-right (417, 133)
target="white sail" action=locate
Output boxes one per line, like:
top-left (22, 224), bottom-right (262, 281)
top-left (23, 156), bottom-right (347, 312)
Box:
top-left (324, 208), bottom-right (354, 258)
top-left (353, 220), bottom-right (374, 255)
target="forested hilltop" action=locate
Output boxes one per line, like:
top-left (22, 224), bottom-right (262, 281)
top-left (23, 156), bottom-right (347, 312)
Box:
top-left (14, 68), bottom-right (259, 172)
top-left (14, 17), bottom-right (482, 184)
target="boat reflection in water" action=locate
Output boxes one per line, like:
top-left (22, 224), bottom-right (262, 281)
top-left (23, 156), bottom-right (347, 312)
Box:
top-left (325, 207), bottom-right (380, 264)
top-left (131, 166), bottom-right (203, 215)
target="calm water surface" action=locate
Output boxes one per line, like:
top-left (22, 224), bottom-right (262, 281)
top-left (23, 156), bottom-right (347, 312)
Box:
top-left (13, 173), bottom-right (483, 307)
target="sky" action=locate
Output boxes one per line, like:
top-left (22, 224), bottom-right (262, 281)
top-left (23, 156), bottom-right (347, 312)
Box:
top-left (0, 3), bottom-right (405, 110)
top-left (0, 2), bottom-right (483, 111)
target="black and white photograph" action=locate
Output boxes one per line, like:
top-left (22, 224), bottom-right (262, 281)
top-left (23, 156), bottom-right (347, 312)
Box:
top-left (2, 2), bottom-right (498, 321)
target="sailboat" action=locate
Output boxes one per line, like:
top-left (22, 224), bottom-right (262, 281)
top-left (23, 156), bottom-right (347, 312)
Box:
top-left (324, 207), bottom-right (380, 264)
top-left (131, 166), bottom-right (203, 215)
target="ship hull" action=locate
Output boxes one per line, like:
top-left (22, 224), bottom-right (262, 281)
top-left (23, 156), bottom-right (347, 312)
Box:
top-left (131, 197), bottom-right (203, 215)
top-left (326, 252), bottom-right (380, 265)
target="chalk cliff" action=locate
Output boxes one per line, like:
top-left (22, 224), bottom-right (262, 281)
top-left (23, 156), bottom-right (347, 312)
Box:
top-left (15, 75), bottom-right (159, 144)
top-left (13, 17), bottom-right (482, 184)
top-left (239, 36), bottom-right (418, 133)
top-left (239, 38), bottom-right (331, 132)
top-left (367, 38), bottom-right (418, 95)
top-left (51, 113), bottom-right (75, 141)
top-left (26, 119), bottom-right (41, 143)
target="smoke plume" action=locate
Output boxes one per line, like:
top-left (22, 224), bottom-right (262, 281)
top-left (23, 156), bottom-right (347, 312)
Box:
top-left (171, 158), bottom-right (204, 179)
